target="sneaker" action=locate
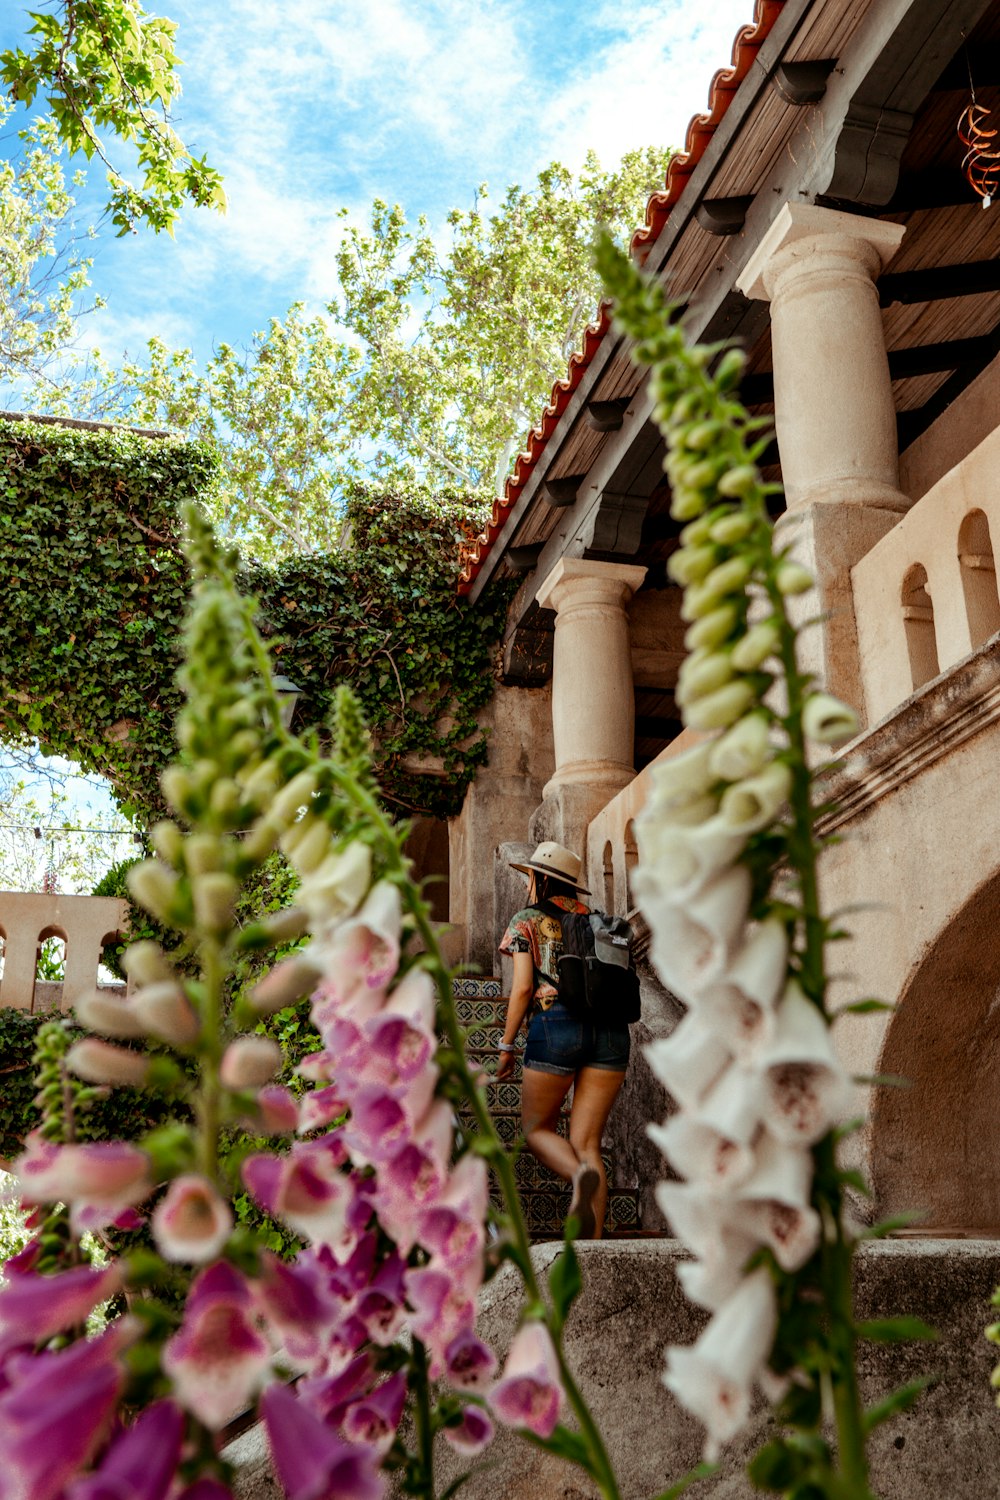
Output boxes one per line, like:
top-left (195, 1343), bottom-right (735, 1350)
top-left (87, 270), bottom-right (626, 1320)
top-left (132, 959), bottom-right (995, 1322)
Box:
top-left (568, 1163), bottom-right (600, 1240)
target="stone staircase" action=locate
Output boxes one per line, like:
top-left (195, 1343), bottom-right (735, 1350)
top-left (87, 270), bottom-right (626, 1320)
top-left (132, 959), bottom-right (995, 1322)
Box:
top-left (452, 977), bottom-right (641, 1240)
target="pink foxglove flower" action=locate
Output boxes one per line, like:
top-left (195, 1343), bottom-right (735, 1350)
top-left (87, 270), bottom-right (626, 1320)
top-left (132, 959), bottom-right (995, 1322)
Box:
top-left (0, 1261), bottom-right (123, 1359)
top-left (152, 1175), bottom-right (234, 1264)
top-left (253, 1084), bottom-right (301, 1134)
top-left (444, 1406), bottom-right (495, 1456)
top-left (262, 1382), bottom-right (384, 1500)
top-left (0, 1322), bottom-right (131, 1500)
top-left (162, 1263), bottom-right (271, 1430)
top-left (663, 1267), bottom-right (777, 1461)
top-left (65, 1399), bottom-right (183, 1500)
top-left (297, 1084), bottom-right (349, 1135)
top-left (243, 1138), bottom-right (354, 1249)
top-left (341, 1371), bottom-right (407, 1456)
top-left (405, 1267), bottom-right (477, 1371)
top-left (317, 881), bottom-right (402, 994)
top-left (15, 1133), bottom-right (153, 1230)
top-left (444, 1329), bottom-right (498, 1391)
top-left (489, 1321), bottom-right (564, 1439)
top-left (297, 1352), bottom-right (375, 1424)
top-left (254, 1252), bottom-right (341, 1371)
top-left (298, 840), bottom-right (372, 931)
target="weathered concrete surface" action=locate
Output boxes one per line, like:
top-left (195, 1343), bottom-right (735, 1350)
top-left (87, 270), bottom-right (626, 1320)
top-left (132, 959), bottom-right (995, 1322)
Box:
top-left (231, 1238), bottom-right (1000, 1500)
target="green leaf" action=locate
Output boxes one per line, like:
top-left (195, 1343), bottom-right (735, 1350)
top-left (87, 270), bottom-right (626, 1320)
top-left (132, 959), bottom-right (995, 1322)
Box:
top-left (858, 1209), bottom-right (925, 1240)
top-left (522, 1423), bottom-right (591, 1467)
top-left (856, 1315), bottom-right (938, 1343)
top-left (439, 1473), bottom-right (474, 1500)
top-left (548, 1242), bottom-right (582, 1329)
top-left (862, 1376), bottom-right (934, 1433)
top-left (747, 1439), bottom-right (811, 1491)
top-left (853, 1073), bottom-right (911, 1090)
top-left (833, 998), bottom-right (895, 1016)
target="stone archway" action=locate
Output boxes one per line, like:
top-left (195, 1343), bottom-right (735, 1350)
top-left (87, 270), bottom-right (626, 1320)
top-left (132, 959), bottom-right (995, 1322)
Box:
top-left (870, 865), bottom-right (1000, 1231)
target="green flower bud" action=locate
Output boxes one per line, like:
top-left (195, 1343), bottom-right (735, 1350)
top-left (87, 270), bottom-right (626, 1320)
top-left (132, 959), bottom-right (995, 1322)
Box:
top-left (127, 860), bottom-right (182, 924)
top-left (270, 769), bottom-right (319, 823)
top-left (776, 561), bottom-right (814, 595)
top-left (122, 940), bottom-right (173, 988)
top-left (667, 545), bottom-right (717, 587)
top-left (709, 511), bottom-right (754, 545)
top-left (209, 778), bottom-right (243, 819)
top-left (238, 758), bottom-right (283, 799)
top-left (684, 420), bottom-right (724, 451)
top-left (184, 833), bottom-right (222, 877)
top-left (192, 872), bottom-right (239, 935)
top-left (282, 815), bottom-right (332, 874)
top-left (702, 555), bottom-right (754, 598)
top-left (680, 514), bottom-right (716, 548)
top-left (684, 604), bottom-right (739, 652)
top-left (241, 814), bottom-right (284, 863)
top-left (717, 464), bottom-right (759, 498)
top-left (248, 955), bottom-right (322, 1015)
top-left (683, 679), bottom-right (756, 730)
top-left (731, 620), bottom-right (781, 671)
top-left (670, 487), bottom-right (708, 521)
top-left (160, 765), bottom-right (195, 815)
top-left (149, 821), bottom-right (184, 867)
top-left (677, 648), bottom-right (734, 706)
top-left (714, 348), bottom-right (747, 390)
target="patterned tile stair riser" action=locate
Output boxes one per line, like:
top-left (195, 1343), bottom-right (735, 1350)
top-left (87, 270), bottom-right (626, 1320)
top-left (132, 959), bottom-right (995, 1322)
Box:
top-left (452, 977), bottom-right (641, 1239)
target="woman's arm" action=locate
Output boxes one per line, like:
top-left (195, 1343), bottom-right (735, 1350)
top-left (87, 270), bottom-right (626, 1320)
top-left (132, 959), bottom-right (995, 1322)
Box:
top-left (496, 950), bottom-right (534, 1080)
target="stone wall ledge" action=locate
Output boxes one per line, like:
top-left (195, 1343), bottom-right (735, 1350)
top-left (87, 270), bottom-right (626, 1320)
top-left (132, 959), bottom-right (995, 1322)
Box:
top-left (230, 1236), bottom-right (1000, 1499)
top-left (822, 632), bottom-right (1000, 831)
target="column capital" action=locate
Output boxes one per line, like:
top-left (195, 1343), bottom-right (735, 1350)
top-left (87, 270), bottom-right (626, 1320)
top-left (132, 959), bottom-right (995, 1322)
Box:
top-left (536, 557), bottom-right (647, 616)
top-left (738, 203), bottom-right (905, 303)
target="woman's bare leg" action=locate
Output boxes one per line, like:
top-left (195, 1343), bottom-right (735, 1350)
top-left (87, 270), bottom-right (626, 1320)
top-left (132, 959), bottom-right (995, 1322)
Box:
top-left (521, 1068), bottom-right (578, 1181)
top-left (568, 1068), bottom-right (627, 1239)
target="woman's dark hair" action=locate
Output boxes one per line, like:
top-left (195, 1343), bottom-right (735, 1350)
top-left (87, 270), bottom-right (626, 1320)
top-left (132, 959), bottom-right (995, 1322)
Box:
top-left (534, 871), bottom-right (577, 904)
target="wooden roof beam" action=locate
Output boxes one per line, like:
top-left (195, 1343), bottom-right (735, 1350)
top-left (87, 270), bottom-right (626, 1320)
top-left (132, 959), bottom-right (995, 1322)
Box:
top-left (584, 397), bottom-right (631, 432)
top-left (772, 58), bottom-right (838, 106)
top-left (878, 261), bottom-right (1000, 305)
top-left (741, 336), bottom-right (998, 406)
top-left (540, 475), bottom-right (585, 508)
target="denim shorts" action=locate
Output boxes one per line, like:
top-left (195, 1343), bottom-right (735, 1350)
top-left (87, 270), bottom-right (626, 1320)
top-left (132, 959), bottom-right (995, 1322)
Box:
top-left (523, 1000), bottom-right (631, 1076)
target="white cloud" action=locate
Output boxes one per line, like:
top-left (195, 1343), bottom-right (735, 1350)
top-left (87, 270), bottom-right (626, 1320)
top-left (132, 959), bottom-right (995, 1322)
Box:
top-left (538, 0), bottom-right (759, 170)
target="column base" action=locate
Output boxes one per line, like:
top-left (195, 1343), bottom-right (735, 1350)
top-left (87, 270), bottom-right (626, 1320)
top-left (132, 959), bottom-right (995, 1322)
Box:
top-left (776, 501), bottom-right (901, 721)
top-left (529, 774), bottom-right (634, 855)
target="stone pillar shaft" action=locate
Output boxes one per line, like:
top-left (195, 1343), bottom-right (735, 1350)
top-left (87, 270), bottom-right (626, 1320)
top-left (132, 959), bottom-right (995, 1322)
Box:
top-left (738, 203), bottom-right (907, 514)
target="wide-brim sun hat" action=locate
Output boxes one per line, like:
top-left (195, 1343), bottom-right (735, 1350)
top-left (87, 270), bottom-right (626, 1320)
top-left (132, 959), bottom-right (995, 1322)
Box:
top-left (509, 841), bottom-right (589, 893)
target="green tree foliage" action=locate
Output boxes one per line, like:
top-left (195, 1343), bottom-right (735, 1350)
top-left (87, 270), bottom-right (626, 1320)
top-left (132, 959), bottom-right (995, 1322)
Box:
top-left (0, 416), bottom-right (510, 821)
top-left (108, 149), bottom-right (672, 561)
top-left (1, 0), bottom-right (225, 235)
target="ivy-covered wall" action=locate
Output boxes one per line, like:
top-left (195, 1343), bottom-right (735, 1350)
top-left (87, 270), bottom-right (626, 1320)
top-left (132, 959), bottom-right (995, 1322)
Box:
top-left (0, 416), bottom-right (513, 821)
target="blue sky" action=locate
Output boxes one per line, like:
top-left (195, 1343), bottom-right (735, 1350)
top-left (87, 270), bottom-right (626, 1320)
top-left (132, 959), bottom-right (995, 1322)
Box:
top-left (3, 0), bottom-right (754, 373)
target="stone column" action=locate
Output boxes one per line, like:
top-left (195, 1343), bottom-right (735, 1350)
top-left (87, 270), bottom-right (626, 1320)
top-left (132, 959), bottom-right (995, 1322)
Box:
top-left (530, 558), bottom-right (646, 851)
top-left (737, 203), bottom-right (907, 716)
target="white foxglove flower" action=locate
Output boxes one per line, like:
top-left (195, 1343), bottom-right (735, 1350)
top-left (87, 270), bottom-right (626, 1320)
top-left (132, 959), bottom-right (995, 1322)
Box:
top-left (756, 982), bottom-right (852, 1146)
top-left (693, 1063), bottom-right (763, 1148)
top-left (655, 1183), bottom-right (756, 1275)
top-left (634, 819), bottom-right (745, 905)
top-left (645, 1016), bottom-right (731, 1111)
top-left (692, 920), bottom-right (788, 1059)
top-left (731, 620), bottom-right (780, 672)
top-left (649, 1113), bottom-right (756, 1190)
top-left (298, 840), bottom-right (372, 930)
top-left (684, 680), bottom-right (757, 731)
top-left (718, 760), bottom-right (792, 835)
top-left (801, 693), bottom-right (860, 745)
top-left (663, 1269), bottom-right (778, 1459)
top-left (735, 1132), bottom-right (821, 1272)
top-left (646, 741), bottom-right (716, 804)
top-left (676, 1252), bottom-right (752, 1314)
top-left (708, 712), bottom-right (772, 782)
top-left (644, 866), bottom-right (752, 1002)
top-left (676, 648), bottom-right (734, 706)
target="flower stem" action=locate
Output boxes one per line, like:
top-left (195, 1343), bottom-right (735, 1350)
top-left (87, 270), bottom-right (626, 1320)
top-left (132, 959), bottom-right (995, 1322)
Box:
top-left (196, 937), bottom-right (224, 1184)
top-left (411, 1337), bottom-right (436, 1498)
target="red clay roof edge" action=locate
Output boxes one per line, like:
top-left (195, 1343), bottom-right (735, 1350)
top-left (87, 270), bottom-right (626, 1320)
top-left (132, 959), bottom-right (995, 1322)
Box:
top-left (457, 0), bottom-right (786, 594)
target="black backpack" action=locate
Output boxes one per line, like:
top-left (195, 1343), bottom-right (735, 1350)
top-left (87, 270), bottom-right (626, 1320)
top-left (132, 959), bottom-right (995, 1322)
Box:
top-left (533, 902), bottom-right (641, 1025)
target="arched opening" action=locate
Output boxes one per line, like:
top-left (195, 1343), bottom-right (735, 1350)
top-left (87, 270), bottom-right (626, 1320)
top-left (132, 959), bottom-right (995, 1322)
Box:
top-left (958, 509), bottom-right (1000, 649)
top-left (871, 865), bottom-right (1000, 1231)
top-left (624, 821), bottom-right (638, 915)
top-left (98, 928), bottom-right (128, 994)
top-left (602, 840), bottom-right (614, 916)
top-left (901, 564), bottom-right (939, 691)
top-left (33, 925), bottom-right (67, 1015)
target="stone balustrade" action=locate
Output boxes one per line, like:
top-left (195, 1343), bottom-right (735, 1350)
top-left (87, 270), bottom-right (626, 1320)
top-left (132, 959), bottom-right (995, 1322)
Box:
top-left (0, 891), bottom-right (129, 1013)
top-left (852, 425), bottom-right (1000, 725)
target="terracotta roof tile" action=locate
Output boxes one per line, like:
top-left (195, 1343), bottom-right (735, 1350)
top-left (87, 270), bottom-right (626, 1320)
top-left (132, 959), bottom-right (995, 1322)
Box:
top-left (458, 0), bottom-right (785, 594)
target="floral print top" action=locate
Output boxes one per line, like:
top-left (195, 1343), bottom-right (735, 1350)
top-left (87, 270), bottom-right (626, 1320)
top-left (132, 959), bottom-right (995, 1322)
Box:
top-left (499, 894), bottom-right (589, 1010)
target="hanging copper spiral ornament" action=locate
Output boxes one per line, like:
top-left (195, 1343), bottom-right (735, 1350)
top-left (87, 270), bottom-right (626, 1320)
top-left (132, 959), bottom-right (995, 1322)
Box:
top-left (958, 99), bottom-right (1000, 208)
